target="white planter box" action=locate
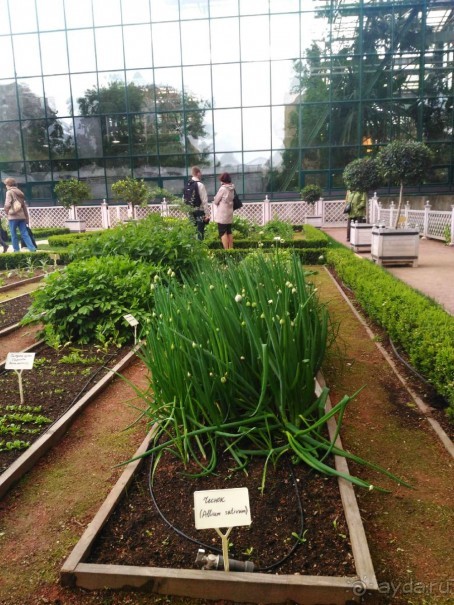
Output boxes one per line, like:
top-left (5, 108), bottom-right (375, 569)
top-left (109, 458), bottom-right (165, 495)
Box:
top-left (305, 215), bottom-right (322, 228)
top-left (350, 223), bottom-right (373, 253)
top-left (64, 220), bottom-right (86, 233)
top-left (371, 227), bottom-right (420, 267)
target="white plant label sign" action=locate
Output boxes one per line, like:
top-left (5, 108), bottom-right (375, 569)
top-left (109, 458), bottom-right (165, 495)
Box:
top-left (5, 352), bottom-right (35, 370)
top-left (123, 313), bottom-right (139, 327)
top-left (193, 488), bottom-right (251, 530)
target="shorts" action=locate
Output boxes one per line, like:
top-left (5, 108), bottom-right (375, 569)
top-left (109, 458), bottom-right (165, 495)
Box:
top-left (217, 223), bottom-right (232, 237)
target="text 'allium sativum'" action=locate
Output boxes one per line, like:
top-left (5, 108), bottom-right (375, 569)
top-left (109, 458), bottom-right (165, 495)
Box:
top-left (138, 253), bottom-right (408, 491)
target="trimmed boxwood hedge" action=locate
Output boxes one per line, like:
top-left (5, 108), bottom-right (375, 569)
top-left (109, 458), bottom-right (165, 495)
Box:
top-left (47, 231), bottom-right (100, 248)
top-left (0, 251), bottom-right (56, 270)
top-left (326, 247), bottom-right (454, 419)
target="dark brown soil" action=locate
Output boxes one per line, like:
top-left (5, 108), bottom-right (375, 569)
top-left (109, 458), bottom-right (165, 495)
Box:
top-left (0, 268), bottom-right (51, 289)
top-left (0, 341), bottom-right (130, 472)
top-left (0, 294), bottom-right (32, 330)
top-left (88, 447), bottom-right (356, 577)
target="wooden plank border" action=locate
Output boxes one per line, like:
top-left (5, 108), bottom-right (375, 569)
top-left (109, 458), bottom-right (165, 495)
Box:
top-left (0, 345), bottom-right (140, 500)
top-left (61, 381), bottom-right (378, 605)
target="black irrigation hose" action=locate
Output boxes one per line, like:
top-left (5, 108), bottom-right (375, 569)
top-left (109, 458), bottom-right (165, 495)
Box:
top-left (147, 453), bottom-right (305, 572)
top-left (388, 337), bottom-right (431, 386)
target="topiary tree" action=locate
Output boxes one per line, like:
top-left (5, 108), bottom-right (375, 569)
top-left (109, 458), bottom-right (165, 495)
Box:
top-left (343, 157), bottom-right (382, 194)
top-left (111, 177), bottom-right (179, 218)
top-left (54, 178), bottom-right (91, 220)
top-left (377, 141), bottom-right (434, 228)
top-left (300, 184), bottom-right (322, 205)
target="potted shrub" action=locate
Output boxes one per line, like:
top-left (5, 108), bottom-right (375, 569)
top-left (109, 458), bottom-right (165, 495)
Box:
top-left (54, 178), bottom-right (91, 232)
top-left (300, 184), bottom-right (322, 227)
top-left (371, 141), bottom-right (433, 266)
top-left (343, 157), bottom-right (382, 252)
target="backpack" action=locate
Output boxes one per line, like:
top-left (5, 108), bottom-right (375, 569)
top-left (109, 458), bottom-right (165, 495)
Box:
top-left (183, 180), bottom-right (201, 208)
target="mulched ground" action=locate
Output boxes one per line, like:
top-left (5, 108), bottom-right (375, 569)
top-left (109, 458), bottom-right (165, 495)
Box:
top-left (0, 294), bottom-right (32, 330)
top-left (0, 341), bottom-right (131, 473)
top-left (88, 447), bottom-right (356, 577)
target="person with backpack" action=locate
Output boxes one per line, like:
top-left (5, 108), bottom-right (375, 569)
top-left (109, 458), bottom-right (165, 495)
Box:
top-left (183, 166), bottom-right (210, 240)
top-left (3, 177), bottom-right (37, 253)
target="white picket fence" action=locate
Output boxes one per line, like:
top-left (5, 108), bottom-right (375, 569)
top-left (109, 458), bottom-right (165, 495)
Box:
top-left (2, 195), bottom-right (453, 244)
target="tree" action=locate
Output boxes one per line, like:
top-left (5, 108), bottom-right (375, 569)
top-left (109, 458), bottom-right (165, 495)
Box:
top-left (54, 178), bottom-right (91, 221)
top-left (343, 158), bottom-right (382, 194)
top-left (111, 177), bottom-right (178, 218)
top-left (377, 141), bottom-right (434, 228)
top-left (300, 184), bottom-right (322, 204)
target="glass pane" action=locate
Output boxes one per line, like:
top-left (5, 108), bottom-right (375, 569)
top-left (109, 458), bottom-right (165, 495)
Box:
top-left (240, 0), bottom-right (266, 16)
top-left (331, 56), bottom-right (360, 101)
top-left (214, 151), bottom-right (241, 168)
top-left (270, 14), bottom-right (300, 60)
top-left (185, 110), bottom-right (213, 156)
top-left (48, 117), bottom-right (75, 158)
top-left (243, 107), bottom-right (271, 151)
top-left (123, 25), bottom-right (152, 69)
top-left (183, 65), bottom-right (212, 109)
top-left (154, 68), bottom-right (183, 110)
top-left (181, 20), bottom-right (210, 65)
top-left (67, 30), bottom-right (96, 72)
top-left (159, 157), bottom-right (187, 174)
top-left (13, 34), bottom-right (41, 77)
top-left (180, 0), bottom-right (208, 20)
top-left (44, 75), bottom-right (72, 116)
top-left (330, 103), bottom-right (359, 146)
top-left (18, 79), bottom-right (45, 119)
top-left (209, 0), bottom-right (238, 18)
top-left (105, 157), bottom-right (131, 177)
top-left (152, 22), bottom-right (181, 67)
top-left (423, 97), bottom-right (452, 141)
top-left (271, 60), bottom-right (298, 105)
top-left (271, 105), bottom-right (288, 149)
top-left (22, 119), bottom-right (51, 159)
top-left (102, 114), bottom-right (129, 156)
top-left (0, 122), bottom-right (23, 161)
top-left (0, 0), bottom-right (10, 35)
top-left (157, 112), bottom-right (184, 154)
top-left (65, 0), bottom-right (93, 28)
top-left (40, 32), bottom-right (69, 75)
top-left (242, 62), bottom-right (270, 106)
top-left (210, 18), bottom-right (239, 63)
top-left (150, 0), bottom-right (179, 22)
top-left (270, 0), bottom-right (299, 13)
top-left (95, 27), bottom-right (124, 71)
top-left (92, 0), bottom-right (122, 26)
top-left (0, 37), bottom-right (15, 78)
top-left (212, 63), bottom-right (241, 108)
top-left (29, 182), bottom-right (53, 200)
top-left (240, 16), bottom-right (269, 61)
top-left (36, 0), bottom-right (65, 31)
top-left (75, 116), bottom-right (103, 157)
top-left (243, 151), bottom-right (270, 194)
top-left (213, 108), bottom-right (242, 151)
top-left (301, 103), bottom-right (329, 146)
top-left (71, 73), bottom-right (99, 116)
top-left (97, 74), bottom-right (127, 113)
top-left (84, 173), bottom-right (107, 200)
top-left (132, 157), bottom-right (160, 178)
top-left (9, 0), bottom-right (37, 33)
top-left (0, 81), bottom-right (19, 120)
top-left (121, 0), bottom-right (150, 24)
top-left (26, 160), bottom-right (51, 181)
top-left (331, 147), bottom-right (357, 169)
top-left (126, 71), bottom-right (155, 112)
top-left (52, 159), bottom-right (79, 180)
top-left (130, 114), bottom-right (157, 154)
top-left (302, 171), bottom-right (328, 189)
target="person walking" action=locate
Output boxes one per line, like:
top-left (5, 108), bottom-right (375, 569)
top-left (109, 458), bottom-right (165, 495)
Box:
top-left (213, 172), bottom-right (235, 249)
top-left (184, 166), bottom-right (210, 240)
top-left (3, 178), bottom-right (36, 252)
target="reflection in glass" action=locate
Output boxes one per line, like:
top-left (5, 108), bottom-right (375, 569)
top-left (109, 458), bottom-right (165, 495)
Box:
top-left (183, 65), bottom-right (212, 109)
top-left (25, 160), bottom-right (51, 181)
top-left (330, 103), bottom-right (358, 146)
top-left (150, 0), bottom-right (179, 22)
top-left (92, 0), bottom-right (122, 27)
top-left (17, 79), bottom-right (45, 119)
top-left (242, 151), bottom-right (271, 195)
top-left (154, 68), bottom-right (183, 110)
top-left (209, 0), bottom-right (238, 18)
top-left (181, 20), bottom-right (210, 65)
top-left (121, 0), bottom-right (150, 24)
top-left (132, 157), bottom-right (159, 178)
top-left (0, 81), bottom-right (19, 120)
top-left (240, 16), bottom-right (269, 61)
top-left (126, 73), bottom-right (156, 112)
top-left (242, 62), bottom-right (270, 106)
top-left (40, 32), bottom-right (69, 75)
top-left (270, 14), bottom-right (300, 60)
top-left (159, 158), bottom-right (186, 175)
top-left (67, 30), bottom-right (96, 73)
top-left (152, 22), bottom-right (182, 68)
top-left (0, 122), bottom-right (23, 161)
top-left (75, 116), bottom-right (103, 158)
top-left (95, 76), bottom-right (127, 113)
top-left (157, 113), bottom-right (184, 155)
top-left (270, 0), bottom-right (299, 13)
top-left (185, 110), bottom-right (213, 157)
top-left (102, 115), bottom-right (129, 156)
top-left (105, 157), bottom-right (131, 178)
top-left (212, 63), bottom-right (240, 108)
top-left (48, 117), bottom-right (75, 159)
top-left (242, 107), bottom-right (271, 151)
top-left (95, 27), bottom-right (124, 71)
top-left (65, 0), bottom-right (93, 29)
top-left (52, 159), bottom-right (79, 180)
top-left (210, 18), bottom-right (240, 63)
top-left (0, 0), bottom-right (10, 35)
top-left (213, 108), bottom-right (242, 152)
top-left (0, 37), bottom-right (15, 78)
top-left (180, 0), bottom-right (208, 20)
top-left (71, 74), bottom-right (99, 117)
top-left (301, 103), bottom-right (330, 146)
top-left (84, 174), bottom-right (107, 200)
top-left (44, 75), bottom-right (72, 117)
top-left (9, 0), bottom-right (37, 33)
top-left (22, 119), bottom-right (51, 160)
top-left (123, 25), bottom-right (153, 69)
top-left (331, 147), bottom-right (357, 169)
top-left (29, 183), bottom-right (53, 201)
top-left (36, 0), bottom-right (65, 31)
top-left (130, 114), bottom-right (158, 155)
top-left (271, 61), bottom-right (298, 105)
top-left (13, 35), bottom-right (41, 77)
top-left (271, 105), bottom-right (287, 149)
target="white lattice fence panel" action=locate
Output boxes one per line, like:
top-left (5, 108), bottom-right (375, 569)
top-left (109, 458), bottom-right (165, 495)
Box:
top-left (77, 206), bottom-right (103, 229)
top-left (428, 211), bottom-right (451, 240)
top-left (377, 209), bottom-right (392, 227)
top-left (405, 210), bottom-right (424, 232)
top-left (109, 206), bottom-right (129, 227)
top-left (166, 205), bottom-right (188, 220)
top-left (324, 201), bottom-right (347, 225)
top-left (235, 202), bottom-right (264, 225)
top-left (29, 207), bottom-right (68, 228)
top-left (135, 205), bottom-right (162, 220)
top-left (270, 201), bottom-right (307, 224)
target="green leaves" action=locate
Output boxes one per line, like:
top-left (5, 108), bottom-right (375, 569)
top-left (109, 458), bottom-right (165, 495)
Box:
top-left (54, 179), bottom-right (91, 209)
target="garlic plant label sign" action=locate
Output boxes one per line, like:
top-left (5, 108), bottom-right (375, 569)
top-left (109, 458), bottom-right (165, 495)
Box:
top-left (5, 352), bottom-right (35, 370)
top-left (123, 313), bottom-right (139, 327)
top-left (194, 488), bottom-right (251, 530)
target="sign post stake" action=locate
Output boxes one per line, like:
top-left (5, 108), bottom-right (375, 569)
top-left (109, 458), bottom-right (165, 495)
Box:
top-left (214, 527), bottom-right (233, 572)
top-left (5, 353), bottom-right (36, 406)
top-left (15, 369), bottom-right (25, 405)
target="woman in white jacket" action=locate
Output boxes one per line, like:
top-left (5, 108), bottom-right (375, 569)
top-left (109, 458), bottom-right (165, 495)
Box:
top-left (213, 172), bottom-right (235, 249)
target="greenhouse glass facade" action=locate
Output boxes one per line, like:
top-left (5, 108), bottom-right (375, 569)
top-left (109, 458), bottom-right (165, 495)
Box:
top-left (0, 0), bottom-right (452, 203)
